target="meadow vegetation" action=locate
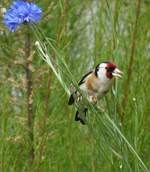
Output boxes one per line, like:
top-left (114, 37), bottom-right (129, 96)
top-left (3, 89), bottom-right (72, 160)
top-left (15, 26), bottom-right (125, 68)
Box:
top-left (0, 0), bottom-right (150, 171)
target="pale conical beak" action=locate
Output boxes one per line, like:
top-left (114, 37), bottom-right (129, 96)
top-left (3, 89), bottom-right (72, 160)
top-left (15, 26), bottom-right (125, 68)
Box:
top-left (112, 68), bottom-right (123, 78)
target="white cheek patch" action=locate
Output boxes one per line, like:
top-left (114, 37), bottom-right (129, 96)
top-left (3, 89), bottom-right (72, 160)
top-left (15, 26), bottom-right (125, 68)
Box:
top-left (99, 63), bottom-right (107, 68)
top-left (97, 67), bottom-right (108, 81)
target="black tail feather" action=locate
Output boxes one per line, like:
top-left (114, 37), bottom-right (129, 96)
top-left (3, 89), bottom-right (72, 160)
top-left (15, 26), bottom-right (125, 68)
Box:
top-left (75, 108), bottom-right (88, 125)
top-left (84, 108), bottom-right (88, 116)
top-left (75, 111), bottom-right (79, 121)
top-left (68, 94), bottom-right (74, 105)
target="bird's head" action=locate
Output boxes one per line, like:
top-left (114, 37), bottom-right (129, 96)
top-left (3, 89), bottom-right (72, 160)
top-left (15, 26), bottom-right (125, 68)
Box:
top-left (95, 61), bottom-right (123, 80)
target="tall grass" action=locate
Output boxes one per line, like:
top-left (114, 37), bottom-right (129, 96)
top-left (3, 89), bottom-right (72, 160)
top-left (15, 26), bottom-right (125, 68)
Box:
top-left (0, 0), bottom-right (150, 172)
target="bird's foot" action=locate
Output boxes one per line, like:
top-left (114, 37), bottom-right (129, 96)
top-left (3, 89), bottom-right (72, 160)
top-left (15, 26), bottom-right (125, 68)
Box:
top-left (89, 96), bottom-right (97, 104)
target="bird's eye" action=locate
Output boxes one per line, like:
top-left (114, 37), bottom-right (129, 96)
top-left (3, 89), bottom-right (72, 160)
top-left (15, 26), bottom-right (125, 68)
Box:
top-left (106, 67), bottom-right (115, 72)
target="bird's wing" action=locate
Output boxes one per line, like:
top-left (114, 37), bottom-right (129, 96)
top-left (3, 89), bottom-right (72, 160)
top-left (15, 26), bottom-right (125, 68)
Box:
top-left (68, 70), bottom-right (93, 105)
top-left (78, 71), bottom-right (93, 85)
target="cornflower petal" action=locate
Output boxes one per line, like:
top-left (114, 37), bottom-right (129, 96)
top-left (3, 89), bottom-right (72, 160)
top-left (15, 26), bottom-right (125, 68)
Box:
top-left (3, 1), bottom-right (42, 32)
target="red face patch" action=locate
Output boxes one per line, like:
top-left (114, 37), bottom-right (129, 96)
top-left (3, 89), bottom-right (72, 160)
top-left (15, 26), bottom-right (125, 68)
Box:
top-left (105, 63), bottom-right (116, 79)
top-left (107, 63), bottom-right (116, 69)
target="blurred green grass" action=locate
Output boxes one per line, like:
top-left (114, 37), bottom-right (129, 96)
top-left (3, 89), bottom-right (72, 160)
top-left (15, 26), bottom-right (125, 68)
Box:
top-left (0, 0), bottom-right (150, 172)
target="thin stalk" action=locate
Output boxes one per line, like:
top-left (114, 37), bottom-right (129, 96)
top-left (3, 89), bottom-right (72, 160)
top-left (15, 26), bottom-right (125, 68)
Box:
top-left (112, 0), bottom-right (119, 51)
top-left (44, 70), bottom-right (52, 117)
top-left (24, 27), bottom-right (34, 165)
top-left (121, 0), bottom-right (141, 124)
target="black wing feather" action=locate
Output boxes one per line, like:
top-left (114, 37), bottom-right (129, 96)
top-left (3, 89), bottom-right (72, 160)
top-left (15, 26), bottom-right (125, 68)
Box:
top-left (78, 71), bottom-right (93, 85)
top-left (68, 70), bottom-right (92, 105)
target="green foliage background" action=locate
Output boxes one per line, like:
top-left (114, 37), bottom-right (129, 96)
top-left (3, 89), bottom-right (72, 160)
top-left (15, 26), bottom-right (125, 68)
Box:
top-left (0, 0), bottom-right (150, 172)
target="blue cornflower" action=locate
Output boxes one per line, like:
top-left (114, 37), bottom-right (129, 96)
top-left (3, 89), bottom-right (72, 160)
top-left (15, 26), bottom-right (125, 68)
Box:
top-left (3, 1), bottom-right (42, 32)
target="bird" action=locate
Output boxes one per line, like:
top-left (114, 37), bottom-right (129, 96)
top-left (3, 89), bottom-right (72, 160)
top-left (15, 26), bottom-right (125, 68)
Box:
top-left (68, 61), bottom-right (123, 125)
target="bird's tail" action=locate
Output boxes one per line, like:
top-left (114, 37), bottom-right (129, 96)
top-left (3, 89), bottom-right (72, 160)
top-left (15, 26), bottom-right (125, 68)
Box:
top-left (68, 94), bottom-right (75, 105)
top-left (75, 108), bottom-right (88, 125)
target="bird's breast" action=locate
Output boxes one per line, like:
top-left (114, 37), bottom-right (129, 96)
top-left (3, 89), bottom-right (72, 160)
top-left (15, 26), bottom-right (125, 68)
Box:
top-left (87, 74), bottom-right (113, 98)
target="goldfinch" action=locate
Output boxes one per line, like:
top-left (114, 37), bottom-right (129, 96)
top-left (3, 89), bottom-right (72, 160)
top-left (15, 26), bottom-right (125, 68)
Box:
top-left (68, 61), bottom-right (123, 125)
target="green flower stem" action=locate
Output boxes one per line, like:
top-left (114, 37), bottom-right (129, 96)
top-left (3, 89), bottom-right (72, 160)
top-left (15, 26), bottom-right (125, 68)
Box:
top-left (24, 27), bottom-right (34, 165)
